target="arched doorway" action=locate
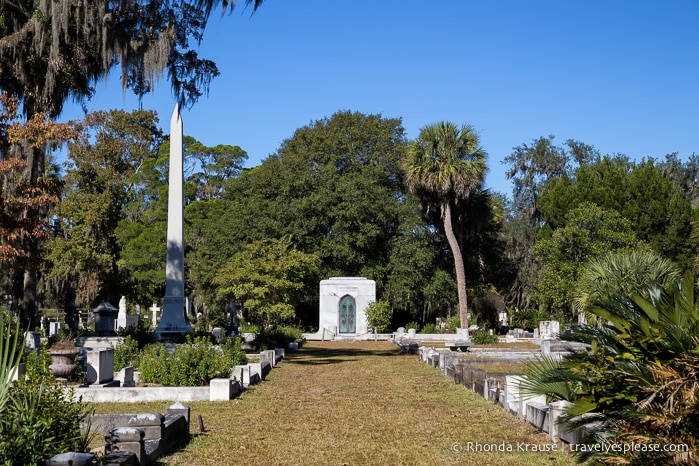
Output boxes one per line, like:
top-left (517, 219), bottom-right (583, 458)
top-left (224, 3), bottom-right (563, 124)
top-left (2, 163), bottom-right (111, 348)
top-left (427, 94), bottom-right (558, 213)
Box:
top-left (339, 295), bottom-right (356, 333)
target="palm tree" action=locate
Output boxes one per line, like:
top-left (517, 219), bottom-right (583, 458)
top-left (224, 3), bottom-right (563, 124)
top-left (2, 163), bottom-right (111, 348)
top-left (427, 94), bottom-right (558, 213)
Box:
top-left (573, 249), bottom-right (682, 323)
top-left (403, 122), bottom-right (487, 330)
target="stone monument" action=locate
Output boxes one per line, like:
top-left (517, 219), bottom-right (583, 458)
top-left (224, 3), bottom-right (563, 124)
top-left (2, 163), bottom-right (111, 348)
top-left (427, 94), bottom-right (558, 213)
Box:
top-left (155, 105), bottom-right (192, 339)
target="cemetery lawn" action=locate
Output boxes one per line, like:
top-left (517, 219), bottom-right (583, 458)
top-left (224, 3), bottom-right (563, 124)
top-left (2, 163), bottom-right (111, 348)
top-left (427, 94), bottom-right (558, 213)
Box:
top-left (91, 341), bottom-right (575, 466)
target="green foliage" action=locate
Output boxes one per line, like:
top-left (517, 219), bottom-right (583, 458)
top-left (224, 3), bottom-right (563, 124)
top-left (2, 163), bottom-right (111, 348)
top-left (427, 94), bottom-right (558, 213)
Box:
top-left (573, 250), bottom-right (682, 321)
top-left (404, 322), bottom-right (420, 331)
top-left (444, 315), bottom-right (460, 332)
top-left (520, 270), bottom-right (699, 463)
top-left (21, 347), bottom-right (52, 383)
top-left (138, 336), bottom-right (246, 386)
top-left (510, 308), bottom-right (548, 332)
top-left (239, 323), bottom-right (261, 334)
top-left (260, 325), bottom-right (304, 350)
top-left (404, 121), bottom-right (488, 329)
top-left (112, 335), bottom-right (140, 372)
top-left (365, 300), bottom-right (393, 332)
top-left (469, 330), bottom-right (499, 345)
top-left (117, 318), bottom-right (156, 349)
top-left (47, 109), bottom-right (163, 306)
top-left (199, 111), bottom-right (455, 324)
top-left (0, 381), bottom-right (93, 465)
top-left (539, 155), bottom-right (694, 268)
top-left (213, 237), bottom-right (320, 328)
top-left (533, 202), bottom-right (641, 318)
top-left (0, 313), bottom-right (23, 413)
top-left (420, 323), bottom-right (438, 334)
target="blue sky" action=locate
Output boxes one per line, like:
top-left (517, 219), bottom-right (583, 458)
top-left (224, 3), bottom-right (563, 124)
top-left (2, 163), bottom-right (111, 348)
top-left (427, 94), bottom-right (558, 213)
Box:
top-left (60, 0), bottom-right (699, 195)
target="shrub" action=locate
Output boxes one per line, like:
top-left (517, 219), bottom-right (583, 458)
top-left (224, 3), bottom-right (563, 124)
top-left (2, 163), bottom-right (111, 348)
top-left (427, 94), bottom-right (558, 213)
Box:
top-left (261, 325), bottom-right (303, 350)
top-left (420, 323), bottom-right (438, 334)
top-left (365, 300), bottom-right (393, 332)
top-left (117, 319), bottom-right (156, 349)
top-left (404, 321), bottom-right (420, 331)
top-left (239, 323), bottom-right (261, 334)
top-left (444, 315), bottom-right (460, 332)
top-left (469, 330), bottom-right (499, 344)
top-left (112, 335), bottom-right (140, 372)
top-left (0, 380), bottom-right (93, 465)
top-left (511, 308), bottom-right (548, 332)
top-left (22, 347), bottom-right (52, 382)
top-left (138, 336), bottom-right (247, 386)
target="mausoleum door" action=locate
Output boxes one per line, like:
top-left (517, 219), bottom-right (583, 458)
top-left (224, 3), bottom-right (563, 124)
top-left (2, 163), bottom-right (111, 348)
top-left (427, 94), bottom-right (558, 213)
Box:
top-left (339, 296), bottom-right (356, 333)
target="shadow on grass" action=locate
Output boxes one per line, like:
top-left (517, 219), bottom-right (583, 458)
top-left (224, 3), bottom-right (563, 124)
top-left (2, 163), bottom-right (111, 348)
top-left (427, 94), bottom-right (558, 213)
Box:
top-left (146, 433), bottom-right (199, 466)
top-left (286, 345), bottom-right (403, 366)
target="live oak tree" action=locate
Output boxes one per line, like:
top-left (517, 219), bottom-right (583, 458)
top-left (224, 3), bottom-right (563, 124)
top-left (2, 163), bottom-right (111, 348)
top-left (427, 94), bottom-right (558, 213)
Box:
top-left (198, 111), bottom-right (438, 324)
top-left (500, 136), bottom-right (596, 311)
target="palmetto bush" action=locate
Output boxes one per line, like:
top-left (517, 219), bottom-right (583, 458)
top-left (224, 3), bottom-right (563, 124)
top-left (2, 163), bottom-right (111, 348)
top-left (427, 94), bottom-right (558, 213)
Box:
top-left (0, 313), bottom-right (93, 465)
top-left (521, 251), bottom-right (699, 464)
top-left (0, 381), bottom-right (93, 465)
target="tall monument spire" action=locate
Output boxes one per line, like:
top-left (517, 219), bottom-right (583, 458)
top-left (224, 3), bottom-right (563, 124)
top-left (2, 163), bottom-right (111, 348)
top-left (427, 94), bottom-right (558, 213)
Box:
top-left (155, 104), bottom-right (192, 339)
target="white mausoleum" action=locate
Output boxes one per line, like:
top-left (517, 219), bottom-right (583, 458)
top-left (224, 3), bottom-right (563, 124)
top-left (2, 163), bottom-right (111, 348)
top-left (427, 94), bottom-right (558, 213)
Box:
top-left (318, 277), bottom-right (376, 335)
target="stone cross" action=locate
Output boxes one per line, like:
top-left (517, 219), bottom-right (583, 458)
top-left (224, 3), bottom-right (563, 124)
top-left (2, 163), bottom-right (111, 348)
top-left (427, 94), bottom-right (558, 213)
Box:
top-left (155, 107), bottom-right (192, 339)
top-left (150, 304), bottom-right (160, 328)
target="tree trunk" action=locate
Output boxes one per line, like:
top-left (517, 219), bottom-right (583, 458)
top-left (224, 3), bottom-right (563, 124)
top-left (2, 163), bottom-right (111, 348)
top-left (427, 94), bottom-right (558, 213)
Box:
top-left (442, 201), bottom-right (468, 330)
top-left (21, 143), bottom-right (43, 329)
top-left (23, 265), bottom-right (38, 329)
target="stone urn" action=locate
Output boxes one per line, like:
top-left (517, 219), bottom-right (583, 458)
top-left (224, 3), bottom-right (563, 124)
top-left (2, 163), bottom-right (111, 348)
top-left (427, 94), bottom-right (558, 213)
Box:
top-left (49, 343), bottom-right (80, 379)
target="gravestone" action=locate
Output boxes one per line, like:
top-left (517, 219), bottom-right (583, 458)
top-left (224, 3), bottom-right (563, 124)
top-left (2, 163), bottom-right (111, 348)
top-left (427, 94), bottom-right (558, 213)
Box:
top-left (539, 320), bottom-right (560, 340)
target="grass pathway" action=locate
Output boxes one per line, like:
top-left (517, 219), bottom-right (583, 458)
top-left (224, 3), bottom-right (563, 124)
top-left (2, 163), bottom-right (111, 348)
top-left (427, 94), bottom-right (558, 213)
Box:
top-left (94, 341), bottom-right (575, 466)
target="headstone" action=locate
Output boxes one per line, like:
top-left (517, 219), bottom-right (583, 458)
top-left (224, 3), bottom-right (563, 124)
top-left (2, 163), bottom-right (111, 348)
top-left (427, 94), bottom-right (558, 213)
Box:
top-left (166, 402), bottom-right (191, 429)
top-left (86, 348), bottom-right (115, 384)
top-left (115, 366), bottom-right (135, 387)
top-left (539, 320), bottom-right (560, 340)
top-left (498, 311), bottom-right (508, 326)
top-left (49, 321), bottom-right (61, 336)
top-left (93, 302), bottom-right (118, 336)
top-left (24, 331), bottom-right (41, 353)
top-left (155, 105), bottom-right (192, 340)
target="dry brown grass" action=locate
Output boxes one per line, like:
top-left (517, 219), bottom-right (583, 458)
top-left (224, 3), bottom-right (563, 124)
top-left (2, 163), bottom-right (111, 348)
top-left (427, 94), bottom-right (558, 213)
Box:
top-left (92, 341), bottom-right (574, 466)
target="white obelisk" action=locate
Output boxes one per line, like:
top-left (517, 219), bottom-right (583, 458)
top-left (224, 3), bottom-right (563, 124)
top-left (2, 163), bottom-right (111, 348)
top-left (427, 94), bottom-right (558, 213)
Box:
top-left (155, 104), bottom-right (192, 339)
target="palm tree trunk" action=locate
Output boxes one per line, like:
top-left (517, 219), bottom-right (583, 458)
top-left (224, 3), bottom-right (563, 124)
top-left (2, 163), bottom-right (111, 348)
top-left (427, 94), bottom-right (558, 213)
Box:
top-left (442, 201), bottom-right (469, 330)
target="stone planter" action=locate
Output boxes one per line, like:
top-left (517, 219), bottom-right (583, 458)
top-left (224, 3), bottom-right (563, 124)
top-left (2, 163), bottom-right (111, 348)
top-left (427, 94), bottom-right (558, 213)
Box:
top-left (49, 348), bottom-right (80, 379)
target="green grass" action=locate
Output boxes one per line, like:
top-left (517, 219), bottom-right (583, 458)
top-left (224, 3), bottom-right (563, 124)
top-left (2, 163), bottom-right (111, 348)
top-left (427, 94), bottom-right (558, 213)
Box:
top-left (91, 341), bottom-right (574, 466)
